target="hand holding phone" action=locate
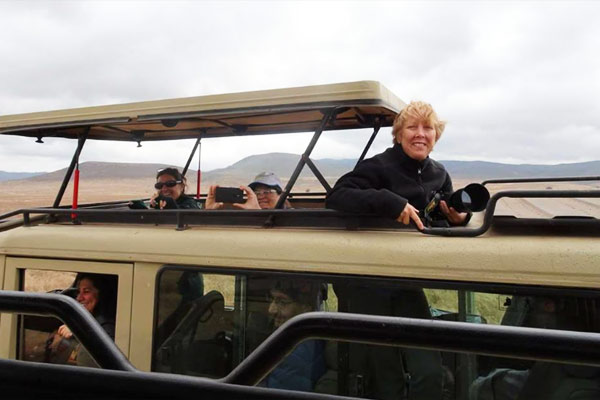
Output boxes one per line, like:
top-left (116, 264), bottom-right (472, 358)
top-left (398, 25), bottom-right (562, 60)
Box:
top-left (215, 187), bottom-right (244, 203)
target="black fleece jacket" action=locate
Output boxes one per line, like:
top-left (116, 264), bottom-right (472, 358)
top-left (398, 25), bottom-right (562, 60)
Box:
top-left (326, 143), bottom-right (453, 219)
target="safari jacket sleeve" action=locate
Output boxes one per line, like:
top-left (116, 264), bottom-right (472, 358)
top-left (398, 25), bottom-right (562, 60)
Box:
top-left (325, 159), bottom-right (407, 219)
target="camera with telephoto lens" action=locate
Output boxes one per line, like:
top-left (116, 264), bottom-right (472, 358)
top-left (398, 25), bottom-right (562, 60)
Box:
top-left (423, 183), bottom-right (490, 227)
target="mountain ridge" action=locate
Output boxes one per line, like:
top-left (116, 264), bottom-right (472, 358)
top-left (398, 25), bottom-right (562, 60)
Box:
top-left (2, 153), bottom-right (598, 183)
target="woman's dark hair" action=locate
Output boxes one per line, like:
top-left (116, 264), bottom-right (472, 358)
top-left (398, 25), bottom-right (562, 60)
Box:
top-left (156, 167), bottom-right (187, 193)
top-left (73, 273), bottom-right (118, 320)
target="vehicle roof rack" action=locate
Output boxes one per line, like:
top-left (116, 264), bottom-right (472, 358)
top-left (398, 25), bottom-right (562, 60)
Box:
top-left (0, 184), bottom-right (597, 237)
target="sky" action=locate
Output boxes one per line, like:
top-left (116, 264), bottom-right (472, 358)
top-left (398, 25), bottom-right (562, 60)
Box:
top-left (0, 0), bottom-right (599, 173)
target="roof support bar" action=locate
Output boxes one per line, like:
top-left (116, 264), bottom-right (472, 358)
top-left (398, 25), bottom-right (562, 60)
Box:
top-left (355, 117), bottom-right (382, 168)
top-left (52, 128), bottom-right (89, 208)
top-left (304, 155), bottom-right (332, 193)
top-left (182, 136), bottom-right (201, 177)
top-left (274, 109), bottom-right (336, 209)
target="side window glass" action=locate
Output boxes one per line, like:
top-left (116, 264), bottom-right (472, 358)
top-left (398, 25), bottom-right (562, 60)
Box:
top-left (18, 269), bottom-right (118, 368)
top-left (153, 268), bottom-right (600, 399)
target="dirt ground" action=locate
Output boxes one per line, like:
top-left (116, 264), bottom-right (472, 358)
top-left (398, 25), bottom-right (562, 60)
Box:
top-left (1, 177), bottom-right (598, 218)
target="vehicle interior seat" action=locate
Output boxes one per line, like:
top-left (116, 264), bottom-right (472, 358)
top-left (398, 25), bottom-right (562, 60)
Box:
top-left (476, 296), bottom-right (600, 399)
top-left (154, 290), bottom-right (231, 378)
top-left (325, 283), bottom-right (445, 399)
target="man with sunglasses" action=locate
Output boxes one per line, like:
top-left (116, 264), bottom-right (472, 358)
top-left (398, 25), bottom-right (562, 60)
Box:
top-left (205, 172), bottom-right (290, 210)
top-left (150, 167), bottom-right (200, 209)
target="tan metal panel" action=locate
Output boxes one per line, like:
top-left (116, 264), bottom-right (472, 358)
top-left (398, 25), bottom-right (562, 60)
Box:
top-left (0, 224), bottom-right (598, 289)
top-left (128, 262), bottom-right (161, 371)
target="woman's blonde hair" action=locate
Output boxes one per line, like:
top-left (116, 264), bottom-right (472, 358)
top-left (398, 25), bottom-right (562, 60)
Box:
top-left (392, 101), bottom-right (446, 144)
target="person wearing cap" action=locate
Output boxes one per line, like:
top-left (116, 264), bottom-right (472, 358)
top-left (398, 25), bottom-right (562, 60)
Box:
top-left (262, 279), bottom-right (326, 392)
top-left (205, 171), bottom-right (290, 210)
top-left (150, 167), bottom-right (199, 209)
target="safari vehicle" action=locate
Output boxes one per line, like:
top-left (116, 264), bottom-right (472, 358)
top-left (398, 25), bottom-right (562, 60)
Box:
top-left (0, 81), bottom-right (599, 400)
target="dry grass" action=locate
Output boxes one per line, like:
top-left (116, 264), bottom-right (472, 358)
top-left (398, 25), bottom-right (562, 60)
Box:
top-left (23, 270), bottom-right (77, 292)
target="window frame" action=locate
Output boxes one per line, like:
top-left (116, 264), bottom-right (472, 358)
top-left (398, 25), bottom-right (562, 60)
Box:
top-left (0, 257), bottom-right (133, 361)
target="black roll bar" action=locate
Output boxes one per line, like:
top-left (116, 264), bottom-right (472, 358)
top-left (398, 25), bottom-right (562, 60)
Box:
top-left (355, 116), bottom-right (382, 167)
top-left (0, 291), bottom-right (135, 372)
top-left (274, 109), bottom-right (337, 209)
top-left (222, 311), bottom-right (600, 386)
top-left (3, 291), bottom-right (600, 388)
top-left (482, 175), bottom-right (600, 186)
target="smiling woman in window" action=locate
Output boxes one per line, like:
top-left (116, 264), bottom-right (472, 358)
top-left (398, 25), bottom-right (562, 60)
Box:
top-left (149, 167), bottom-right (199, 210)
top-left (53, 273), bottom-right (118, 367)
top-left (326, 101), bottom-right (468, 230)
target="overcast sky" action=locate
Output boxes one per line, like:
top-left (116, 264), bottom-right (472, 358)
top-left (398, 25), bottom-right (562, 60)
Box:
top-left (1, 0), bottom-right (599, 172)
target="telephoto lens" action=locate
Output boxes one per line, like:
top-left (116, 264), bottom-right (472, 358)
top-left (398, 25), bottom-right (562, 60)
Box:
top-left (448, 183), bottom-right (490, 213)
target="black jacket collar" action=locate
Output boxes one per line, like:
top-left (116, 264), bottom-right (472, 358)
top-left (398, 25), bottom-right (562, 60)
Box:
top-left (392, 143), bottom-right (430, 170)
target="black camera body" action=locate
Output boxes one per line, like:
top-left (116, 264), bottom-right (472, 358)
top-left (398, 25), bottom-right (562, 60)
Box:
top-left (423, 183), bottom-right (490, 227)
top-left (153, 195), bottom-right (178, 209)
top-left (215, 187), bottom-right (244, 203)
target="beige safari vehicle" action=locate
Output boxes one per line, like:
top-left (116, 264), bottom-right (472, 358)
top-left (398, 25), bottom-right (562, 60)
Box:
top-left (0, 81), bottom-right (599, 400)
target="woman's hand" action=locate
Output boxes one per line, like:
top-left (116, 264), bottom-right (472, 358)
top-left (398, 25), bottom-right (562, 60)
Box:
top-left (205, 185), bottom-right (224, 210)
top-left (57, 324), bottom-right (73, 339)
top-left (149, 192), bottom-right (166, 209)
top-left (439, 200), bottom-right (468, 225)
top-left (397, 203), bottom-right (425, 230)
top-left (233, 185), bottom-right (261, 210)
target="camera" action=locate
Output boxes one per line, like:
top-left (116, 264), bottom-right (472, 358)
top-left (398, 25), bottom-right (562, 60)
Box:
top-left (215, 187), bottom-right (244, 203)
top-left (423, 183), bottom-right (490, 227)
top-left (153, 195), bottom-right (178, 209)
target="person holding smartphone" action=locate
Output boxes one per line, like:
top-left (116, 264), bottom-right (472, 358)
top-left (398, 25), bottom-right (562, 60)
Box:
top-left (205, 172), bottom-right (290, 210)
top-left (149, 167), bottom-right (200, 210)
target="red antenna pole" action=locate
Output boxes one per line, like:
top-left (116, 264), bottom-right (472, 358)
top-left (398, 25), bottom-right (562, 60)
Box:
top-left (196, 138), bottom-right (202, 199)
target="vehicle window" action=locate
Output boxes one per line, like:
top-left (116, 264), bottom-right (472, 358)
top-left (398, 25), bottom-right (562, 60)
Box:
top-left (153, 267), bottom-right (600, 398)
top-left (18, 269), bottom-right (119, 368)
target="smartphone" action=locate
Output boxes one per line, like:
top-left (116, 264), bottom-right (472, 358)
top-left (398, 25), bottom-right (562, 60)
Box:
top-left (215, 187), bottom-right (244, 203)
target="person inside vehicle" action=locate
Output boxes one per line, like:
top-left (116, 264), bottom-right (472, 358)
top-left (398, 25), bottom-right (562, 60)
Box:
top-left (54, 273), bottom-right (118, 367)
top-left (325, 100), bottom-right (468, 230)
top-left (149, 167), bottom-right (200, 209)
top-left (261, 279), bottom-right (326, 392)
top-left (205, 171), bottom-right (290, 210)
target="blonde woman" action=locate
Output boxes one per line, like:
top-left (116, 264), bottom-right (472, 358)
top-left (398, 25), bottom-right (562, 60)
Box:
top-left (326, 101), bottom-right (468, 230)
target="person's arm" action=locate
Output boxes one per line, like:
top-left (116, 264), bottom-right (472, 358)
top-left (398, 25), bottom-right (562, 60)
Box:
top-left (438, 173), bottom-right (470, 226)
top-left (232, 185), bottom-right (261, 210)
top-left (326, 160), bottom-right (410, 220)
top-left (205, 185), bottom-right (224, 209)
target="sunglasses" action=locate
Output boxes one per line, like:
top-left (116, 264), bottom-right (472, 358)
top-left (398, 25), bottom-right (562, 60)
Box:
top-left (154, 180), bottom-right (182, 190)
top-left (254, 189), bottom-right (278, 196)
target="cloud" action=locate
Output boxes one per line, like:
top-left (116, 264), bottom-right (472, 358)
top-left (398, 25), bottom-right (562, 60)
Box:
top-left (1, 0), bottom-right (599, 172)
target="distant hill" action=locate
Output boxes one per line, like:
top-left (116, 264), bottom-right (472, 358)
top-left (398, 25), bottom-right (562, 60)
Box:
top-left (27, 162), bottom-right (178, 181)
top-left (8, 154), bottom-right (600, 185)
top-left (0, 171), bottom-right (44, 182)
top-left (441, 160), bottom-right (600, 180)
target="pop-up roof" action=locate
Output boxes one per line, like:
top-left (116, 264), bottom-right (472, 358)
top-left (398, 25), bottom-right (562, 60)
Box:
top-left (0, 81), bottom-right (404, 142)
